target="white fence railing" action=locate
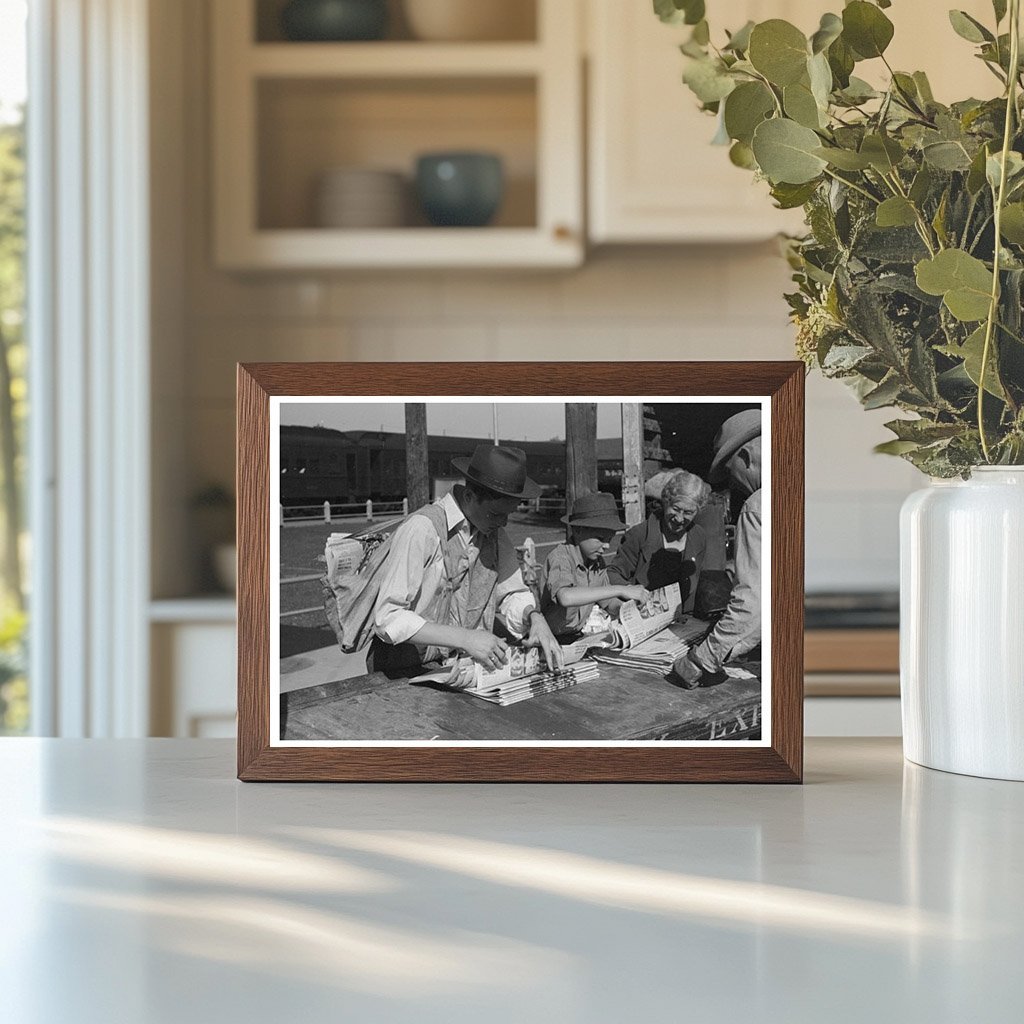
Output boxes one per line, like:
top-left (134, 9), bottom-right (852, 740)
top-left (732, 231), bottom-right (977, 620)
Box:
top-left (280, 498), bottom-right (408, 526)
top-left (280, 493), bottom-right (625, 526)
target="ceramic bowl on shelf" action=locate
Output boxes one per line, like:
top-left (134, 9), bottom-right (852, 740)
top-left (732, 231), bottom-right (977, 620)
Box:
top-left (414, 152), bottom-right (504, 227)
top-left (280, 0), bottom-right (388, 42)
top-left (403, 0), bottom-right (535, 42)
top-left (315, 167), bottom-right (408, 228)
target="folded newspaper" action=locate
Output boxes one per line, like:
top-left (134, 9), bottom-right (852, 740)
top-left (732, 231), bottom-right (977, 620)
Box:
top-left (410, 642), bottom-right (600, 705)
top-left (410, 584), bottom-right (697, 702)
top-left (587, 583), bottom-right (697, 674)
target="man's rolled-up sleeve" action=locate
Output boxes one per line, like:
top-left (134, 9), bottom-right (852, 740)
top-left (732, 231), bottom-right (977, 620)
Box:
top-left (373, 518), bottom-right (439, 645)
top-left (690, 492), bottom-right (762, 673)
top-left (494, 535), bottom-right (538, 638)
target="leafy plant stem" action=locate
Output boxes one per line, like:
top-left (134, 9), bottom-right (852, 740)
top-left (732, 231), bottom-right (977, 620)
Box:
top-left (962, 191), bottom-right (979, 248)
top-left (749, 69), bottom-right (784, 117)
top-left (969, 213), bottom-right (994, 253)
top-left (883, 170), bottom-right (938, 255)
top-left (978, 0), bottom-right (1021, 462)
top-left (822, 168), bottom-right (879, 205)
top-left (997, 319), bottom-right (1024, 345)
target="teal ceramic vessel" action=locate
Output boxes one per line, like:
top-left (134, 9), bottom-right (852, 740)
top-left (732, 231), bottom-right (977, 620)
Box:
top-left (281, 0), bottom-right (388, 42)
top-left (415, 152), bottom-right (505, 227)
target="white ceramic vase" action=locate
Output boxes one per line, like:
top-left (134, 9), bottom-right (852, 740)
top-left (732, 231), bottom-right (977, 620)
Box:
top-left (900, 467), bottom-right (1024, 781)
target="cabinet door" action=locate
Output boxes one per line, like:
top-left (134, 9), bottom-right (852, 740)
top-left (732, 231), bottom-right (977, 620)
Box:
top-left (588, 0), bottom-right (995, 244)
top-left (587, 0), bottom-right (810, 243)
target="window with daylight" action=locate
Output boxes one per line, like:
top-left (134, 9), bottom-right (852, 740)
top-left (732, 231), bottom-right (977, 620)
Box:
top-left (0, 0), bottom-right (27, 734)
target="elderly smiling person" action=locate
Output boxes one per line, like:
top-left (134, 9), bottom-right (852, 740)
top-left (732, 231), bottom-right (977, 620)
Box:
top-left (607, 469), bottom-right (710, 614)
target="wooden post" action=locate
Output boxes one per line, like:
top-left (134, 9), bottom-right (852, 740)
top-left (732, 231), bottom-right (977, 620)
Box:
top-left (366, 499), bottom-right (373, 522)
top-left (621, 403), bottom-right (645, 527)
top-left (323, 500), bottom-right (331, 523)
top-left (405, 402), bottom-right (429, 510)
top-left (565, 403), bottom-right (597, 540)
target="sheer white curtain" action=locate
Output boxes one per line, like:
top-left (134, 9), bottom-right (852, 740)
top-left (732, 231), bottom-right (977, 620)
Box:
top-left (28, 0), bottom-right (150, 736)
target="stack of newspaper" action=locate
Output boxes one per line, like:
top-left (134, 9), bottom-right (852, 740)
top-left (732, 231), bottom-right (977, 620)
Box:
top-left (412, 645), bottom-right (600, 706)
top-left (468, 660), bottom-right (601, 706)
top-left (586, 583), bottom-right (710, 675)
top-left (412, 584), bottom-right (706, 703)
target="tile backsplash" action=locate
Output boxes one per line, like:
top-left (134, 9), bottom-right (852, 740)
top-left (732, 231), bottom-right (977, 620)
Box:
top-left (181, 246), bottom-right (917, 593)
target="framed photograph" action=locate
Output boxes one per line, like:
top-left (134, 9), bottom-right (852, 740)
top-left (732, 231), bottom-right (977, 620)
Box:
top-left (237, 362), bottom-right (804, 782)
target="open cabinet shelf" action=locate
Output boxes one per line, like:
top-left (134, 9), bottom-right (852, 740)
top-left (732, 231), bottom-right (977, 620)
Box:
top-left (212, 0), bottom-right (582, 269)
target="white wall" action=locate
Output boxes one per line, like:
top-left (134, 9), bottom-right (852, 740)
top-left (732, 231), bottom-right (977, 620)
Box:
top-left (155, 0), bottom-right (921, 599)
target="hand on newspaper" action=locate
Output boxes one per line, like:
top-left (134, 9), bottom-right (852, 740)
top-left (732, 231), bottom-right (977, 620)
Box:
top-left (522, 611), bottom-right (565, 672)
top-left (459, 630), bottom-right (510, 672)
top-left (617, 585), bottom-right (652, 604)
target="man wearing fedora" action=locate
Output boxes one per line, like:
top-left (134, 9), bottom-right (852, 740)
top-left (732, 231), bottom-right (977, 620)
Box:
top-left (541, 492), bottom-right (650, 640)
top-left (370, 443), bottom-right (563, 687)
top-left (672, 409), bottom-right (762, 689)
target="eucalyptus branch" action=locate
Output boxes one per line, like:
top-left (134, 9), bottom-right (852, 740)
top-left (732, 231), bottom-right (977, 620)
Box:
top-left (822, 167), bottom-right (881, 205)
top-left (749, 68), bottom-right (784, 117)
top-left (969, 213), bottom-right (994, 253)
top-left (978, 0), bottom-right (1021, 461)
top-left (997, 319), bottom-right (1024, 345)
top-left (884, 170), bottom-right (939, 255)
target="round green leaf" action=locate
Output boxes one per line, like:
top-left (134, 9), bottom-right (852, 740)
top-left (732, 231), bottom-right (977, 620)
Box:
top-left (827, 35), bottom-right (856, 88)
top-left (752, 118), bottom-right (828, 184)
top-left (654, 0), bottom-right (705, 25)
top-left (810, 13), bottom-right (843, 55)
top-left (813, 146), bottom-right (872, 170)
top-left (724, 20), bottom-right (755, 53)
top-left (729, 140), bottom-right (757, 170)
top-left (860, 133), bottom-right (904, 173)
top-left (724, 81), bottom-right (775, 144)
top-left (915, 249), bottom-right (994, 321)
top-left (949, 10), bottom-right (994, 44)
top-left (807, 52), bottom-right (833, 108)
top-left (842, 1), bottom-right (894, 59)
top-left (1000, 203), bottom-right (1024, 245)
top-left (945, 326), bottom-right (1006, 398)
top-left (923, 141), bottom-right (973, 171)
top-left (748, 20), bottom-right (809, 86)
top-left (875, 197), bottom-right (918, 228)
top-left (783, 81), bottom-right (823, 129)
top-left (682, 57), bottom-right (736, 104)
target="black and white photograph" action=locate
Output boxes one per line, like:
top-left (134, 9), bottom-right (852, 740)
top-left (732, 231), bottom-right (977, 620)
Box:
top-left (272, 397), bottom-right (770, 745)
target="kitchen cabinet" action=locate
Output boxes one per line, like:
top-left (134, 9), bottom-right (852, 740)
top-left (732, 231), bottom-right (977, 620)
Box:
top-left (587, 0), bottom-right (809, 243)
top-left (150, 601), bottom-right (237, 738)
top-left (586, 0), bottom-right (999, 244)
top-left (211, 0), bottom-right (583, 269)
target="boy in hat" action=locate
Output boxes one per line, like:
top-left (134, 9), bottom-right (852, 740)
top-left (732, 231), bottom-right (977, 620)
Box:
top-left (541, 491), bottom-right (651, 641)
top-left (371, 444), bottom-right (563, 688)
top-left (672, 409), bottom-right (762, 688)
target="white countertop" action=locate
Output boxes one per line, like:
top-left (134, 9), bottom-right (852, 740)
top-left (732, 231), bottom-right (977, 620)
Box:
top-left (1, 738), bottom-right (1020, 1023)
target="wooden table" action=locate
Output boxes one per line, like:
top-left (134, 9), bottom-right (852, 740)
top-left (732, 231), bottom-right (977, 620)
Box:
top-left (281, 622), bottom-right (762, 742)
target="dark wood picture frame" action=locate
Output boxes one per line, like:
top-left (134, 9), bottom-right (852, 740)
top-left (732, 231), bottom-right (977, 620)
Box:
top-left (237, 362), bottom-right (804, 782)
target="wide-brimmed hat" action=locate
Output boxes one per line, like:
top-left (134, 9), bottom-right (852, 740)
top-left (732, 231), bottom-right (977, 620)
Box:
top-left (709, 410), bottom-right (762, 482)
top-left (452, 444), bottom-right (541, 499)
top-left (561, 491), bottom-right (626, 531)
